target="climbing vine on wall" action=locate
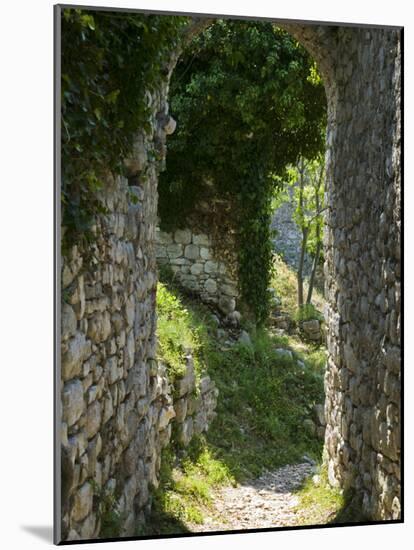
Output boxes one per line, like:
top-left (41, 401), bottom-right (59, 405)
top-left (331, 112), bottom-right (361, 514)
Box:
top-left (158, 21), bottom-right (327, 324)
top-left (61, 8), bottom-right (188, 253)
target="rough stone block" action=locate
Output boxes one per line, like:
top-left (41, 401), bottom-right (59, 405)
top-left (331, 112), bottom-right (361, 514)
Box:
top-left (62, 333), bottom-right (92, 381)
top-left (200, 247), bottom-right (211, 260)
top-left (174, 228), bottom-right (192, 244)
top-left (156, 229), bottom-right (173, 245)
top-left (86, 401), bottom-right (101, 440)
top-left (62, 303), bottom-right (77, 341)
top-left (158, 405), bottom-right (176, 430)
top-left (184, 244), bottom-right (200, 260)
top-left (86, 311), bottom-right (111, 344)
top-left (62, 380), bottom-right (85, 427)
top-left (71, 482), bottom-right (93, 522)
top-left (204, 278), bottom-right (217, 294)
top-left (167, 243), bottom-right (183, 259)
top-left (218, 295), bottom-right (236, 315)
top-left (174, 398), bottom-right (187, 423)
top-left (204, 260), bottom-right (218, 274)
top-left (190, 263), bottom-right (204, 276)
top-left (193, 234), bottom-right (210, 246)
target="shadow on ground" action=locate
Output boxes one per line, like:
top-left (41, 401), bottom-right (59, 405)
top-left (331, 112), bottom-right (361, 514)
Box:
top-left (21, 525), bottom-right (53, 543)
top-left (329, 490), bottom-right (370, 525)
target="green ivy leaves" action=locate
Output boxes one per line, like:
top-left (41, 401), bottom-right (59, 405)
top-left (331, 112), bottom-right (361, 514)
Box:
top-left (159, 21), bottom-right (327, 324)
top-left (61, 8), bottom-right (188, 252)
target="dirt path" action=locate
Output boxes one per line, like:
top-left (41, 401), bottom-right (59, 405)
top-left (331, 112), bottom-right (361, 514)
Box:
top-left (189, 463), bottom-right (315, 532)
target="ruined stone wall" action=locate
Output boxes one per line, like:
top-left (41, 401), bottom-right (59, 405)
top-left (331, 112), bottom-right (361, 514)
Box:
top-left (60, 166), bottom-right (171, 541)
top-left (60, 73), bottom-right (172, 540)
top-left (289, 25), bottom-right (401, 520)
top-left (170, 356), bottom-right (219, 447)
top-left (155, 226), bottom-right (241, 323)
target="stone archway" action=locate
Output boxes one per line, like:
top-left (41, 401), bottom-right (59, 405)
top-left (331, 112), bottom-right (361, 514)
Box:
top-left (60, 17), bottom-right (401, 541)
top-left (161, 20), bottom-right (402, 520)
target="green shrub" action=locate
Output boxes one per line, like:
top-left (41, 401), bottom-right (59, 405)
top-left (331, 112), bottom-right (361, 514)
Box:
top-left (294, 303), bottom-right (324, 323)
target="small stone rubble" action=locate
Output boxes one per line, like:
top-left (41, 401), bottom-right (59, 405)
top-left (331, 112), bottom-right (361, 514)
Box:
top-left (191, 463), bottom-right (315, 532)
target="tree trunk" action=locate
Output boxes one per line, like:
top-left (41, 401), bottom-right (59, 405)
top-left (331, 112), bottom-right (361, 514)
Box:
top-left (306, 163), bottom-right (323, 305)
top-left (306, 238), bottom-right (321, 304)
top-left (297, 226), bottom-right (308, 308)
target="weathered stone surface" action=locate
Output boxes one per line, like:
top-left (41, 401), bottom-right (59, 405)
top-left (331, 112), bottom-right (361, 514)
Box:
top-left (174, 398), bottom-right (187, 423)
top-left (218, 295), bottom-right (236, 315)
top-left (190, 262), bottom-right (204, 276)
top-left (163, 115), bottom-right (177, 136)
top-left (156, 226), bottom-right (240, 317)
top-left (156, 229), bottom-right (173, 245)
top-left (62, 380), bottom-right (85, 427)
top-left (314, 404), bottom-right (326, 427)
top-left (177, 417), bottom-right (193, 447)
top-left (193, 234), bottom-right (210, 246)
top-left (86, 401), bottom-right (101, 440)
top-left (174, 228), bottom-right (192, 244)
top-left (167, 243), bottom-right (183, 259)
top-left (175, 361), bottom-right (196, 398)
top-left (62, 333), bottom-right (92, 381)
top-left (238, 331), bottom-right (252, 347)
top-left (86, 312), bottom-right (111, 344)
top-left (184, 244), bottom-right (200, 260)
top-left (204, 278), bottom-right (217, 294)
top-left (62, 303), bottom-right (77, 341)
top-left (71, 482), bottom-right (93, 522)
top-left (158, 406), bottom-right (175, 430)
top-left (302, 319), bottom-right (320, 333)
top-left (204, 260), bottom-right (218, 274)
top-left (275, 348), bottom-right (293, 360)
top-left (200, 246), bottom-right (211, 260)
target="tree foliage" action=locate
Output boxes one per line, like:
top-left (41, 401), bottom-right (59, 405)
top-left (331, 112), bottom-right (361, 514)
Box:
top-left (159, 20), bottom-right (327, 323)
top-left (272, 155), bottom-right (325, 307)
top-left (61, 8), bottom-right (188, 252)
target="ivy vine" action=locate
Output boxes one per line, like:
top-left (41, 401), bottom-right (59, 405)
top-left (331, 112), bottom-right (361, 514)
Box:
top-left (159, 20), bottom-right (327, 324)
top-left (61, 8), bottom-right (188, 253)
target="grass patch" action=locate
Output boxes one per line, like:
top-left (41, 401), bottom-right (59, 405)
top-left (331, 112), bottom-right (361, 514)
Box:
top-left (270, 254), bottom-right (325, 321)
top-left (294, 466), bottom-right (370, 526)
top-left (156, 281), bottom-right (216, 383)
top-left (293, 467), bottom-right (345, 526)
top-left (271, 254), bottom-right (299, 318)
top-left (206, 329), bottom-right (324, 480)
top-left (143, 440), bottom-right (234, 534)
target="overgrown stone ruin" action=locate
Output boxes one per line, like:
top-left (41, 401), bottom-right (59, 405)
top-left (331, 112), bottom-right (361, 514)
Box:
top-left (60, 20), bottom-right (402, 541)
top-left (156, 226), bottom-right (241, 323)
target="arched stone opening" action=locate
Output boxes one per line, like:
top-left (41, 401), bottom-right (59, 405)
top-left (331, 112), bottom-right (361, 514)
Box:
top-left (60, 16), bottom-right (401, 541)
top-left (159, 20), bottom-right (402, 520)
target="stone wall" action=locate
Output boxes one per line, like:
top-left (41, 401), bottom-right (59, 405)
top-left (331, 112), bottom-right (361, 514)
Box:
top-left (156, 226), bottom-right (241, 323)
top-left (287, 24), bottom-right (402, 520)
top-left (60, 66), bottom-right (178, 541)
top-left (171, 356), bottom-right (219, 447)
top-left (60, 172), bottom-right (171, 541)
